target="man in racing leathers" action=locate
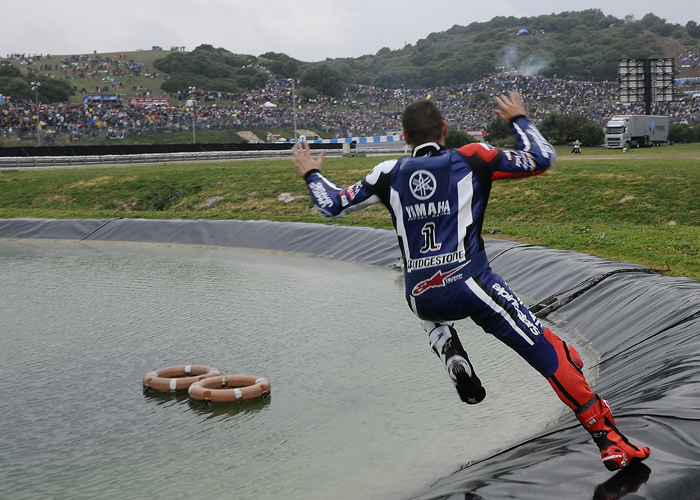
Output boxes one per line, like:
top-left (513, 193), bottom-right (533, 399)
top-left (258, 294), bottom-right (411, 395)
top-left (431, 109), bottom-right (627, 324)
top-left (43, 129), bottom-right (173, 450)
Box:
top-left (290, 92), bottom-right (650, 471)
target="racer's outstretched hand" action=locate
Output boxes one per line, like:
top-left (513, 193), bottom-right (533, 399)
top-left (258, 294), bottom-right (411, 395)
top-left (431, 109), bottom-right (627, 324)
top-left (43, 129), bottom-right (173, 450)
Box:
top-left (290, 142), bottom-right (325, 178)
top-left (494, 91), bottom-right (527, 124)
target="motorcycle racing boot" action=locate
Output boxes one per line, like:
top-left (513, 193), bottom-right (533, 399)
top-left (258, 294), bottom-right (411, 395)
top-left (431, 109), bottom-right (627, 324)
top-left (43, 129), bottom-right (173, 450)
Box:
top-left (576, 396), bottom-right (651, 471)
top-left (446, 350), bottom-right (486, 404)
top-left (429, 324), bottom-right (486, 404)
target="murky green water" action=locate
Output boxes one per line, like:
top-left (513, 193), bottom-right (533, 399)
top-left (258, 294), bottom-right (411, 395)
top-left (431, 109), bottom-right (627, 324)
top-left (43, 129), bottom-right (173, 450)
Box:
top-left (0, 240), bottom-right (561, 500)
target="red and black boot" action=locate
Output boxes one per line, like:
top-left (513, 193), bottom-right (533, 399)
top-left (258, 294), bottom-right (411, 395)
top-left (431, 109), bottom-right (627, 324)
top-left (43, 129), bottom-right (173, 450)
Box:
top-left (576, 396), bottom-right (651, 471)
top-left (541, 328), bottom-right (650, 471)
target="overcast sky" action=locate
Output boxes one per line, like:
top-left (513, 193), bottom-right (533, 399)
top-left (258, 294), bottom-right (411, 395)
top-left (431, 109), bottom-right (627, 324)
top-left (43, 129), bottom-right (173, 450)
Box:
top-left (3, 0), bottom-right (699, 61)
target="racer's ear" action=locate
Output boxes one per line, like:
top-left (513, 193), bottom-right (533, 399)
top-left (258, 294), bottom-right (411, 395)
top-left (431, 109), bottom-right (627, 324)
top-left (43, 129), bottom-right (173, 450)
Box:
top-left (442, 121), bottom-right (448, 139)
top-left (403, 130), bottom-right (413, 147)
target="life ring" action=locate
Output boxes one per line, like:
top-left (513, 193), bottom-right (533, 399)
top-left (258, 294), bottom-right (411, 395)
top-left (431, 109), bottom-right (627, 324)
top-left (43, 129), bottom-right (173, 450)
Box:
top-left (188, 375), bottom-right (271, 404)
top-left (142, 365), bottom-right (220, 393)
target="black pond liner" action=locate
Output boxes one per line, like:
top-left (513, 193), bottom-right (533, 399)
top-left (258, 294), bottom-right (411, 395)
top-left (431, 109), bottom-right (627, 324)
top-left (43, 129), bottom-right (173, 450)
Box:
top-left (1, 218), bottom-right (698, 500)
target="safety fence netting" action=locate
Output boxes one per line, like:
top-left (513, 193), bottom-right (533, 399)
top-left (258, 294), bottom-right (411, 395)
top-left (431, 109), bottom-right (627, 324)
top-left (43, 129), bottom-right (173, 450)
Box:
top-left (1, 218), bottom-right (698, 500)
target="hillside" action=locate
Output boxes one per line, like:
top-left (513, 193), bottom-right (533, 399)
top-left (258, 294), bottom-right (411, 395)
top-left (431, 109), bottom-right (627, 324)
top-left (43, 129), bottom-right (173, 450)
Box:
top-left (1, 9), bottom-right (699, 103)
top-left (1, 48), bottom-right (178, 104)
top-left (652, 31), bottom-right (700, 77)
top-left (317, 10), bottom-right (700, 90)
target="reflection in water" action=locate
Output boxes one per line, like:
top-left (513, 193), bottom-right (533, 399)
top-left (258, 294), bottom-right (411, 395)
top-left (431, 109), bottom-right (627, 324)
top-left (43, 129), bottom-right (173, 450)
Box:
top-left (0, 240), bottom-right (561, 500)
top-left (592, 462), bottom-right (651, 500)
top-left (143, 390), bottom-right (192, 405)
top-left (187, 397), bottom-right (272, 419)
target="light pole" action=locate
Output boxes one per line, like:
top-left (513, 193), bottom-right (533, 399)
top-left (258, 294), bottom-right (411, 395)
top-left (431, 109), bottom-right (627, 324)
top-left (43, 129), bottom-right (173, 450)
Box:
top-left (287, 78), bottom-right (297, 143)
top-left (31, 81), bottom-right (41, 145)
top-left (189, 86), bottom-right (196, 144)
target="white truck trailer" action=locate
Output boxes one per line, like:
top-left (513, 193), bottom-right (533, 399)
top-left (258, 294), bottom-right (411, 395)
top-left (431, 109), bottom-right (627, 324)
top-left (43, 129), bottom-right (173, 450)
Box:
top-left (605, 115), bottom-right (669, 148)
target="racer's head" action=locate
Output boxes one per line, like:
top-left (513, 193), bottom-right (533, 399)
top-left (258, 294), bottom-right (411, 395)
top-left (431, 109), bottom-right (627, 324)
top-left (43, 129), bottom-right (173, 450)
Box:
top-left (402, 100), bottom-right (447, 147)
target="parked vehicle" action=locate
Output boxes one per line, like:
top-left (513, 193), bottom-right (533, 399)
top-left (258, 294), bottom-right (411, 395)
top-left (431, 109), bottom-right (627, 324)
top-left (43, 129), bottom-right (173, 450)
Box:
top-left (604, 115), bottom-right (668, 148)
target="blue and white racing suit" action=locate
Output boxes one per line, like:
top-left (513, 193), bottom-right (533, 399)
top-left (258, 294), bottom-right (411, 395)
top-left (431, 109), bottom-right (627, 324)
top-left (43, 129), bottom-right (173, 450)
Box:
top-left (302, 116), bottom-right (578, 384)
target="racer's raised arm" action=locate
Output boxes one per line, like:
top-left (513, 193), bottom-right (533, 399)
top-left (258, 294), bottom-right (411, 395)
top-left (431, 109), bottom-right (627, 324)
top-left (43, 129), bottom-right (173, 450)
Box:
top-left (290, 142), bottom-right (390, 219)
top-left (492, 113), bottom-right (557, 180)
top-left (456, 91), bottom-right (556, 181)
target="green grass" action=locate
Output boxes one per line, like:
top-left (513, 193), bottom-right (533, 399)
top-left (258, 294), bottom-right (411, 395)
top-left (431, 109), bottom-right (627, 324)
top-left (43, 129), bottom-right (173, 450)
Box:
top-left (0, 144), bottom-right (698, 281)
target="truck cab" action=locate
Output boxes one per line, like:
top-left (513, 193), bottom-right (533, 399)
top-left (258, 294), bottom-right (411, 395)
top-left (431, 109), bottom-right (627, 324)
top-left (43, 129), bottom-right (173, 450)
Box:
top-left (605, 119), bottom-right (628, 148)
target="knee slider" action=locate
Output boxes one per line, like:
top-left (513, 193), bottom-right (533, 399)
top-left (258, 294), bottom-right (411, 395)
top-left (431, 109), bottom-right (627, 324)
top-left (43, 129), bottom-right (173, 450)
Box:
top-left (568, 345), bottom-right (584, 369)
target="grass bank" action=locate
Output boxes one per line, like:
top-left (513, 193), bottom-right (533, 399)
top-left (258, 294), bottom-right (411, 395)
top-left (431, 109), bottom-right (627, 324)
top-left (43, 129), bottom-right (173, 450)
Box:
top-left (0, 144), bottom-right (698, 281)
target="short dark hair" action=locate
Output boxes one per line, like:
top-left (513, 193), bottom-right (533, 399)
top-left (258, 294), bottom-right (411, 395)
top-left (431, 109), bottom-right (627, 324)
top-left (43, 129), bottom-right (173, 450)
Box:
top-left (402, 100), bottom-right (444, 145)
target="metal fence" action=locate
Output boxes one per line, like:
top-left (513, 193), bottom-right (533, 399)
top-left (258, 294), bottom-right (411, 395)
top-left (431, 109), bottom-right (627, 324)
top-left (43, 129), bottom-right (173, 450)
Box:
top-left (0, 148), bottom-right (348, 168)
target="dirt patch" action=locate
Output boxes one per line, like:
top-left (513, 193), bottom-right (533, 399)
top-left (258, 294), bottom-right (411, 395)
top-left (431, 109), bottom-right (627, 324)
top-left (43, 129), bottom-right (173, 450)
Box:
top-left (68, 176), bottom-right (113, 188)
top-left (238, 131), bottom-right (264, 143)
top-left (648, 31), bottom-right (700, 78)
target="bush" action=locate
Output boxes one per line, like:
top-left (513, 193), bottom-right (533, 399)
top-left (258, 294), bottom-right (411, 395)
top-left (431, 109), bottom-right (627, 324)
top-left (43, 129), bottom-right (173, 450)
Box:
top-left (686, 20), bottom-right (700, 39)
top-left (669, 123), bottom-right (700, 143)
top-left (538, 113), bottom-right (604, 145)
top-left (445, 129), bottom-right (477, 148)
top-left (485, 117), bottom-right (513, 143)
top-left (471, 92), bottom-right (491, 103)
top-left (0, 74), bottom-right (73, 103)
top-left (301, 64), bottom-right (343, 97)
top-left (298, 87), bottom-right (318, 100)
top-left (154, 46), bottom-right (268, 92)
top-left (0, 64), bottom-right (22, 78)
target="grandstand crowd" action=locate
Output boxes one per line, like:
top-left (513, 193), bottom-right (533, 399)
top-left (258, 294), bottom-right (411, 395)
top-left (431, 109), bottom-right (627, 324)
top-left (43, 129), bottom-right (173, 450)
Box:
top-left (678, 51), bottom-right (700, 72)
top-left (2, 69), bottom-right (699, 144)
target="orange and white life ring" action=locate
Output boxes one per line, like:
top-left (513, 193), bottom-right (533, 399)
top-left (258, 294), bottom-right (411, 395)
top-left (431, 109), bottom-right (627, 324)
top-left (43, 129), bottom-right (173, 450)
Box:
top-left (188, 375), bottom-right (271, 404)
top-left (142, 365), bottom-right (220, 393)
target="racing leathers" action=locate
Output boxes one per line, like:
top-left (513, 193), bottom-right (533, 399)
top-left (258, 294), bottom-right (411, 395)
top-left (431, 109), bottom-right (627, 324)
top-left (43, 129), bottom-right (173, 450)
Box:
top-left (300, 115), bottom-right (650, 469)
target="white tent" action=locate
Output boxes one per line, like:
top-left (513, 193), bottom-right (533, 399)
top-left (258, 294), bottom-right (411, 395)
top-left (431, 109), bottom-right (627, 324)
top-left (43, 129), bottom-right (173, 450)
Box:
top-left (261, 101), bottom-right (277, 108)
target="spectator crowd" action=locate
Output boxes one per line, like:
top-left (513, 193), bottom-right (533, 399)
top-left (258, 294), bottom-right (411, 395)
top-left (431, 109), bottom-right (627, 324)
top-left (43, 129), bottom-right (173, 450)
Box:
top-left (2, 69), bottom-right (699, 144)
top-left (678, 51), bottom-right (700, 72)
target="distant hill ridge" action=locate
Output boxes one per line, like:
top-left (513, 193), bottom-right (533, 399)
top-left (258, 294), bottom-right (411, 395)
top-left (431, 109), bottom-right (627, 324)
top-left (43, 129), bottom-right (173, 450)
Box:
top-left (2, 9), bottom-right (699, 103)
top-left (151, 10), bottom-right (700, 95)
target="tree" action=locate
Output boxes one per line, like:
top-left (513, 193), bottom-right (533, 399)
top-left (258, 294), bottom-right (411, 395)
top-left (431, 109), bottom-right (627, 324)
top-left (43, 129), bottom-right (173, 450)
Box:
top-left (539, 113), bottom-right (603, 145)
top-left (298, 87), bottom-right (318, 100)
top-left (36, 78), bottom-right (73, 103)
top-left (154, 45), bottom-right (268, 92)
top-left (0, 72), bottom-right (73, 103)
top-left (259, 52), bottom-right (302, 78)
top-left (658, 24), bottom-right (674, 37)
top-left (0, 64), bottom-right (22, 78)
top-left (669, 123), bottom-right (686, 143)
top-left (300, 64), bottom-right (343, 97)
top-left (485, 117), bottom-right (513, 146)
top-left (640, 13), bottom-right (664, 28)
top-left (686, 21), bottom-right (700, 39)
top-left (445, 129), bottom-right (477, 148)
top-left (669, 123), bottom-right (700, 143)
top-left (0, 76), bottom-right (31, 100)
top-left (577, 121), bottom-right (605, 146)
